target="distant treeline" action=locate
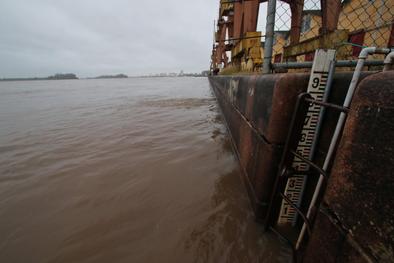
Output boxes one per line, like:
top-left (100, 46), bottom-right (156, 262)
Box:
top-left (48, 73), bottom-right (78, 80)
top-left (94, 74), bottom-right (128, 79)
top-left (95, 74), bottom-right (128, 79)
top-left (1, 73), bottom-right (78, 81)
top-left (1, 71), bottom-right (210, 81)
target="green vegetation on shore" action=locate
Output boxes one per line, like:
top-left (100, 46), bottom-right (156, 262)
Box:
top-left (94, 74), bottom-right (128, 79)
top-left (0, 73), bottom-right (78, 81)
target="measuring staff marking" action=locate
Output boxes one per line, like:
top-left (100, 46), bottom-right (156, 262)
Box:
top-left (277, 49), bottom-right (336, 225)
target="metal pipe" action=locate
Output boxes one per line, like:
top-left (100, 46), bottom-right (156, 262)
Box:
top-left (295, 47), bottom-right (391, 249)
top-left (272, 60), bottom-right (386, 69)
top-left (290, 151), bottom-right (328, 178)
top-left (279, 192), bottom-right (312, 235)
top-left (383, 51), bottom-right (394, 71)
top-left (262, 0), bottom-right (277, 74)
top-left (304, 98), bottom-right (349, 112)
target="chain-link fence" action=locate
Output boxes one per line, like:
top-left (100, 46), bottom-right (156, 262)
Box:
top-left (267, 0), bottom-right (394, 65)
top-left (212, 0), bottom-right (393, 74)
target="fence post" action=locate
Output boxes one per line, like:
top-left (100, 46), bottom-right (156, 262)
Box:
top-left (263, 0), bottom-right (277, 74)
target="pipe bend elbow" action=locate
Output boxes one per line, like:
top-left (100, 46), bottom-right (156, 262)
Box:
top-left (358, 47), bottom-right (376, 59)
top-left (383, 51), bottom-right (394, 71)
top-left (384, 51), bottom-right (394, 64)
top-left (358, 47), bottom-right (391, 59)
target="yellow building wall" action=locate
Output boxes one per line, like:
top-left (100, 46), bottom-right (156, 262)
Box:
top-left (271, 35), bottom-right (288, 63)
top-left (296, 15), bottom-right (323, 62)
top-left (338, 0), bottom-right (393, 53)
top-left (269, 14), bottom-right (322, 64)
top-left (300, 15), bottom-right (322, 42)
top-left (261, 0), bottom-right (393, 68)
top-left (338, 0), bottom-right (393, 33)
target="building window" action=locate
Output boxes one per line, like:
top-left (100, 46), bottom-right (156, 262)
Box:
top-left (305, 52), bottom-right (315, 61)
top-left (301, 15), bottom-right (311, 33)
top-left (349, 31), bottom-right (365, 57)
top-left (274, 54), bottom-right (282, 63)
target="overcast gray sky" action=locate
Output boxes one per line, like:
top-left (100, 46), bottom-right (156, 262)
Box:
top-left (0, 0), bottom-right (223, 78)
top-left (0, 1), bottom-right (271, 78)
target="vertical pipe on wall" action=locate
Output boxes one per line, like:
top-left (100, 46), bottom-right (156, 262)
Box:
top-left (263, 0), bottom-right (277, 74)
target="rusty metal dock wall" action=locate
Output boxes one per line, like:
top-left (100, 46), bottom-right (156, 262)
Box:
top-left (209, 74), bottom-right (308, 219)
top-left (208, 73), bottom-right (359, 220)
top-left (208, 72), bottom-right (393, 262)
top-left (302, 71), bottom-right (394, 262)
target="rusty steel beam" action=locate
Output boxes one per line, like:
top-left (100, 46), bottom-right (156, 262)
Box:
top-left (242, 0), bottom-right (260, 34)
top-left (231, 0), bottom-right (260, 41)
top-left (211, 48), bottom-right (217, 70)
top-left (289, 0), bottom-right (304, 45)
top-left (221, 0), bottom-right (268, 4)
top-left (216, 22), bottom-right (229, 66)
top-left (227, 15), bottom-right (234, 39)
top-left (321, 0), bottom-right (341, 33)
top-left (233, 2), bottom-right (243, 40)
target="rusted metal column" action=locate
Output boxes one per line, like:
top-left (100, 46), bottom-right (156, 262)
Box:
top-left (211, 20), bottom-right (217, 71)
top-left (263, 0), bottom-right (277, 73)
top-left (227, 15), bottom-right (234, 39)
top-left (215, 26), bottom-right (222, 66)
top-left (221, 22), bottom-right (229, 66)
top-left (321, 0), bottom-right (341, 33)
top-left (216, 21), bottom-right (229, 67)
top-left (233, 2), bottom-right (243, 40)
top-left (289, 0), bottom-right (304, 45)
top-left (211, 48), bottom-right (217, 71)
top-left (242, 0), bottom-right (260, 33)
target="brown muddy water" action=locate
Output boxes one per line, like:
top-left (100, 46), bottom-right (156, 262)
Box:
top-left (0, 77), bottom-right (291, 263)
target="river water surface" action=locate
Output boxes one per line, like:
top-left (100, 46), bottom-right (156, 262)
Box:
top-left (0, 77), bottom-right (291, 263)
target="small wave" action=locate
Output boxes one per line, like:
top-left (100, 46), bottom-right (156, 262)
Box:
top-left (139, 98), bottom-right (215, 109)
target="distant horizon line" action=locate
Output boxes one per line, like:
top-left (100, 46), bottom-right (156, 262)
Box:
top-left (0, 74), bottom-right (210, 81)
top-left (0, 70), bottom-right (210, 80)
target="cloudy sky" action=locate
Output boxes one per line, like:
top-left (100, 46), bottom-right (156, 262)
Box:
top-left (0, 0), bottom-right (270, 78)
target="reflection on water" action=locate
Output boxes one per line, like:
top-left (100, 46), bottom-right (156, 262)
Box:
top-left (0, 78), bottom-right (290, 262)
